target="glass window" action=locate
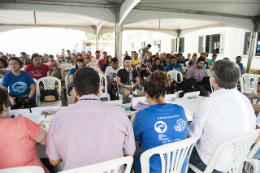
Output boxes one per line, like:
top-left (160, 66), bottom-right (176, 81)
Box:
top-left (179, 37), bottom-right (185, 53)
top-left (205, 34), bottom-right (220, 54)
top-left (256, 32), bottom-right (260, 56)
top-left (243, 32), bottom-right (251, 55)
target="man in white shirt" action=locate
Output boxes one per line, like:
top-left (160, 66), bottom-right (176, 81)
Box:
top-left (188, 60), bottom-right (256, 173)
top-left (91, 51), bottom-right (103, 67)
top-left (105, 57), bottom-right (122, 100)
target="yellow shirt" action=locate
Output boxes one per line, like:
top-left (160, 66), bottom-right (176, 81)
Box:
top-left (132, 58), bottom-right (141, 66)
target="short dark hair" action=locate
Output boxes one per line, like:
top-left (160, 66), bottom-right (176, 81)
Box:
top-left (75, 59), bottom-right (85, 70)
top-left (111, 57), bottom-right (118, 63)
top-left (95, 51), bottom-right (100, 54)
top-left (49, 55), bottom-right (54, 59)
top-left (73, 67), bottom-right (100, 96)
top-left (124, 56), bottom-right (131, 61)
top-left (171, 56), bottom-right (177, 60)
top-left (197, 57), bottom-right (206, 63)
top-left (212, 54), bottom-right (217, 57)
top-left (177, 53), bottom-right (182, 57)
top-left (147, 44), bottom-right (151, 47)
top-left (103, 51), bottom-right (107, 54)
top-left (0, 88), bottom-right (9, 114)
top-left (67, 50), bottom-right (70, 52)
top-left (44, 53), bottom-right (48, 57)
top-left (0, 58), bottom-right (8, 68)
top-left (212, 60), bottom-right (240, 89)
top-left (1, 56), bottom-right (8, 61)
top-left (9, 57), bottom-right (23, 68)
top-left (21, 52), bottom-right (26, 56)
top-left (31, 53), bottom-right (39, 60)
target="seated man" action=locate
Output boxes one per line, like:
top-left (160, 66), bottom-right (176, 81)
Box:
top-left (46, 67), bottom-right (135, 171)
top-left (188, 60), bottom-right (256, 173)
top-left (117, 56), bottom-right (142, 104)
top-left (166, 56), bottom-right (183, 72)
top-left (105, 57), bottom-right (122, 100)
top-left (177, 53), bottom-right (185, 67)
top-left (186, 57), bottom-right (210, 96)
top-left (131, 51), bottom-right (141, 69)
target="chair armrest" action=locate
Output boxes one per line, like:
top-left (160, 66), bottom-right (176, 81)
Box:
top-left (189, 163), bottom-right (203, 173)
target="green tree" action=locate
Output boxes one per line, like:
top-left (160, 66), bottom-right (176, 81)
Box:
top-left (86, 32), bottom-right (113, 41)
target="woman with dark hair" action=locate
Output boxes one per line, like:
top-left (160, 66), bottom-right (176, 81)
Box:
top-left (19, 56), bottom-right (27, 70)
top-left (0, 88), bottom-right (49, 173)
top-left (68, 57), bottom-right (86, 104)
top-left (1, 57), bottom-right (36, 109)
top-left (150, 57), bottom-right (166, 73)
top-left (0, 57), bottom-right (11, 75)
top-left (131, 71), bottom-right (188, 173)
top-left (58, 55), bottom-right (68, 65)
top-left (101, 55), bottom-right (112, 73)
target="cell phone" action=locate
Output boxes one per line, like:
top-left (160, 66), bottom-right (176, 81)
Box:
top-left (142, 64), bottom-right (147, 68)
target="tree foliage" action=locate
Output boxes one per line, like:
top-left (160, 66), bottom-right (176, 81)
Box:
top-left (86, 32), bottom-right (113, 41)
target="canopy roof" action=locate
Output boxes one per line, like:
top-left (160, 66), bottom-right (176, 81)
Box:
top-left (0, 0), bottom-right (259, 35)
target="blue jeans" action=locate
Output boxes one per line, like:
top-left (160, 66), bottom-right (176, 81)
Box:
top-left (252, 144), bottom-right (260, 160)
top-left (188, 147), bottom-right (222, 173)
top-left (197, 84), bottom-right (211, 96)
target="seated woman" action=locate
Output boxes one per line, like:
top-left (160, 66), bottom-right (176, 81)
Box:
top-left (0, 88), bottom-right (49, 172)
top-left (47, 60), bottom-right (66, 106)
top-left (19, 56), bottom-right (27, 71)
top-left (68, 57), bottom-right (85, 104)
top-left (0, 57), bottom-right (11, 75)
top-left (2, 57), bottom-right (36, 109)
top-left (101, 55), bottom-right (112, 74)
top-left (58, 55), bottom-right (68, 65)
top-left (149, 57), bottom-right (166, 73)
top-left (131, 71), bottom-right (188, 173)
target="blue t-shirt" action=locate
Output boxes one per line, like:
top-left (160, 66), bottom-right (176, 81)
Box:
top-left (133, 103), bottom-right (188, 173)
top-left (166, 63), bottom-right (182, 71)
top-left (203, 61), bottom-right (209, 69)
top-left (73, 47), bottom-right (79, 55)
top-left (2, 71), bottom-right (35, 97)
top-left (150, 65), bottom-right (166, 72)
top-left (188, 61), bottom-right (195, 66)
top-left (69, 68), bottom-right (77, 87)
top-left (239, 63), bottom-right (244, 74)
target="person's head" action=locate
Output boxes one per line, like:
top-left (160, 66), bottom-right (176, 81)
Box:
top-left (103, 51), bottom-right (107, 59)
top-left (73, 67), bottom-right (100, 97)
top-left (124, 56), bottom-right (132, 68)
top-left (177, 53), bottom-right (182, 61)
top-left (192, 53), bottom-right (197, 61)
top-left (166, 57), bottom-right (171, 64)
top-left (77, 53), bottom-right (82, 57)
top-left (212, 54), bottom-right (217, 61)
top-left (156, 53), bottom-right (159, 58)
top-left (9, 57), bottom-right (23, 71)
top-left (146, 59), bottom-right (152, 67)
top-left (187, 53), bottom-right (191, 59)
top-left (72, 53), bottom-right (77, 60)
top-left (211, 60), bottom-right (240, 90)
top-left (106, 55), bottom-right (112, 65)
top-left (48, 55), bottom-right (54, 62)
top-left (11, 54), bottom-right (15, 57)
top-left (111, 57), bottom-right (119, 69)
top-left (32, 53), bottom-right (41, 67)
top-left (125, 51), bottom-right (129, 56)
top-left (133, 51), bottom-right (138, 59)
top-left (144, 52), bottom-right (149, 58)
top-left (20, 52), bottom-right (26, 57)
top-left (75, 43), bottom-right (78, 47)
top-left (236, 56), bottom-right (242, 63)
top-left (59, 54), bottom-right (65, 62)
top-left (67, 50), bottom-right (71, 55)
top-left (48, 60), bottom-right (59, 71)
top-left (39, 55), bottom-right (44, 64)
top-left (223, 57), bottom-right (230, 61)
top-left (0, 52), bottom-right (3, 56)
top-left (82, 53), bottom-right (88, 62)
top-left (144, 71), bottom-right (170, 104)
top-left (200, 52), bottom-right (206, 58)
top-left (19, 56), bottom-right (26, 67)
top-left (159, 53), bottom-right (164, 59)
top-left (95, 51), bottom-right (100, 58)
top-left (88, 51), bottom-right (92, 56)
top-left (151, 55), bottom-right (156, 65)
top-left (76, 57), bottom-right (85, 69)
top-left (0, 58), bottom-right (8, 69)
top-left (154, 57), bottom-right (161, 67)
top-left (196, 57), bottom-right (206, 69)
top-left (147, 44), bottom-right (152, 49)
top-left (171, 56), bottom-right (177, 65)
top-left (1, 56), bottom-right (8, 62)
top-left (0, 88), bottom-right (9, 118)
top-left (44, 54), bottom-right (48, 60)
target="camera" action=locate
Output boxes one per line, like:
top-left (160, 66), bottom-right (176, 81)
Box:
top-left (142, 64), bottom-right (147, 68)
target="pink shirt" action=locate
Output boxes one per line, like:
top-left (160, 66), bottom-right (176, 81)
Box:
top-left (0, 116), bottom-right (49, 173)
top-left (46, 95), bottom-right (135, 171)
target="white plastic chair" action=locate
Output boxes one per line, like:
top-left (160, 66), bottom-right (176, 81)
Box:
top-left (180, 64), bottom-right (185, 68)
top-left (242, 74), bottom-right (258, 104)
top-left (60, 63), bottom-right (73, 70)
top-left (136, 64), bottom-right (141, 71)
top-left (65, 75), bottom-right (71, 105)
top-left (244, 134), bottom-right (260, 173)
top-left (33, 78), bottom-right (39, 106)
top-left (167, 70), bottom-right (183, 98)
top-left (0, 166), bottom-right (44, 173)
top-left (58, 156), bottom-right (133, 173)
top-left (182, 67), bottom-right (188, 74)
top-left (189, 129), bottom-right (260, 173)
top-left (185, 61), bottom-right (189, 67)
top-left (206, 69), bottom-right (211, 76)
top-left (99, 73), bottom-right (110, 101)
top-left (141, 137), bottom-right (199, 173)
top-left (36, 77), bottom-right (62, 107)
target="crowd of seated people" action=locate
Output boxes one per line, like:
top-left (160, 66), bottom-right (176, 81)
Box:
top-left (0, 45), bottom-right (260, 173)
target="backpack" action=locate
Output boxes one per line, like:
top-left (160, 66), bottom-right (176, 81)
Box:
top-left (40, 90), bottom-right (60, 102)
top-left (179, 78), bottom-right (200, 97)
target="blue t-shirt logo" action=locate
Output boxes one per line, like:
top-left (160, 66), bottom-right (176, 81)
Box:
top-left (12, 81), bottom-right (27, 93)
top-left (174, 119), bottom-right (186, 132)
top-left (154, 121), bottom-right (167, 133)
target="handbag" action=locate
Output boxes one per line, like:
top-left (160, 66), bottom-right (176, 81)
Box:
top-left (40, 90), bottom-right (60, 102)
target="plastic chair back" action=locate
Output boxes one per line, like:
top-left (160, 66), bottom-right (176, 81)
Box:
top-left (167, 70), bottom-right (183, 83)
top-left (206, 69), bottom-right (211, 76)
top-left (189, 129), bottom-right (260, 173)
top-left (242, 74), bottom-right (258, 93)
top-left (65, 75), bottom-right (71, 105)
top-left (98, 73), bottom-right (110, 101)
top-left (60, 64), bottom-right (73, 70)
top-left (0, 166), bottom-right (44, 173)
top-left (141, 137), bottom-right (198, 173)
top-left (91, 66), bottom-right (101, 72)
top-left (182, 67), bottom-right (188, 73)
top-left (33, 78), bottom-right (38, 106)
top-left (58, 156), bottom-right (133, 173)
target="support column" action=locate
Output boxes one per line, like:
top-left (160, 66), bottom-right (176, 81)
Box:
top-left (115, 10), bottom-right (123, 65)
top-left (96, 33), bottom-right (99, 51)
top-left (176, 30), bottom-right (181, 53)
top-left (246, 31), bottom-right (257, 73)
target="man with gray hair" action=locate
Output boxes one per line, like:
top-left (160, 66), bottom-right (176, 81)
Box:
top-left (188, 60), bottom-right (256, 173)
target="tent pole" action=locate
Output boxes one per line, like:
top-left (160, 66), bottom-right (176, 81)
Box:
top-left (96, 33), bottom-right (99, 51)
top-left (246, 31), bottom-right (256, 73)
top-left (176, 30), bottom-right (181, 53)
top-left (115, 10), bottom-right (123, 64)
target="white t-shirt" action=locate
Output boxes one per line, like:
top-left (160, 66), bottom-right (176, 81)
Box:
top-left (91, 56), bottom-right (103, 66)
top-left (257, 113), bottom-right (260, 127)
top-left (188, 88), bottom-right (256, 171)
top-left (105, 66), bottom-right (122, 82)
top-left (20, 65), bottom-right (26, 71)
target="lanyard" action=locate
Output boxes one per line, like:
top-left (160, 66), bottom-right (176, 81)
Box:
top-left (80, 98), bottom-right (99, 101)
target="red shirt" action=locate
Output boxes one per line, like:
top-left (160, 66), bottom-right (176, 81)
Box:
top-left (24, 64), bottom-right (49, 80)
top-left (98, 59), bottom-right (105, 68)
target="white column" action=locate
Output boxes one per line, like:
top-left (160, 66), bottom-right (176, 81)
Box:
top-left (246, 31), bottom-right (257, 73)
top-left (115, 10), bottom-right (123, 65)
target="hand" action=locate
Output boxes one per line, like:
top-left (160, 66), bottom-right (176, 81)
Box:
top-left (10, 97), bottom-right (16, 106)
top-left (40, 122), bottom-right (46, 129)
top-left (197, 79), bottom-right (202, 83)
top-left (253, 104), bottom-right (260, 112)
top-left (112, 83), bottom-right (116, 88)
top-left (51, 70), bottom-right (58, 76)
top-left (128, 85), bottom-right (134, 90)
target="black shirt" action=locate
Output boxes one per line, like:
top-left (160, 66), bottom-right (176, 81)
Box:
top-left (117, 68), bottom-right (138, 85)
top-left (177, 60), bottom-right (186, 67)
top-left (102, 63), bottom-right (110, 73)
